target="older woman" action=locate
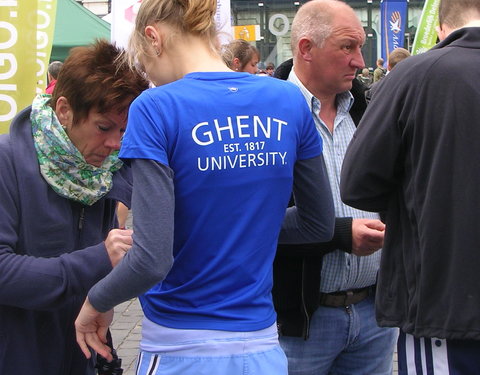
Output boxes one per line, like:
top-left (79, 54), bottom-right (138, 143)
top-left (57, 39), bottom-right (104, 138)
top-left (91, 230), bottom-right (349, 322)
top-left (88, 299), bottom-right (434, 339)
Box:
top-left (0, 40), bottom-right (148, 375)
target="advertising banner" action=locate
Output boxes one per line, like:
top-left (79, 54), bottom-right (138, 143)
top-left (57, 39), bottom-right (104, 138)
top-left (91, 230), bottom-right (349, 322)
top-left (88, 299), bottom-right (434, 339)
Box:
top-left (380, 0), bottom-right (408, 64)
top-left (411, 0), bottom-right (440, 55)
top-left (233, 25), bottom-right (260, 42)
top-left (0, 0), bottom-right (57, 134)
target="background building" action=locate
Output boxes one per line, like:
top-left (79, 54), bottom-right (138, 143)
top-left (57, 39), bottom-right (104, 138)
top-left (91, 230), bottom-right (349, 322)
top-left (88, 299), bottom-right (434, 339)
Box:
top-left (76, 0), bottom-right (424, 69)
top-left (77, 0), bottom-right (110, 16)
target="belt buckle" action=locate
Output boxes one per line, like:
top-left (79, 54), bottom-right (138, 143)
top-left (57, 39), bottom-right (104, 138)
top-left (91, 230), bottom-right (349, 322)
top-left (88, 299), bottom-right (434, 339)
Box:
top-left (343, 290), bottom-right (354, 306)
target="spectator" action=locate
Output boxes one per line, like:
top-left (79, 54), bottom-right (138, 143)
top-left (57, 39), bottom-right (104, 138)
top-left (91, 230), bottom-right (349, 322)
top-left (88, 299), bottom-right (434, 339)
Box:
top-left (357, 67), bottom-right (373, 87)
top-left (373, 57), bottom-right (386, 82)
top-left (222, 39), bottom-right (260, 74)
top-left (341, 0), bottom-right (480, 372)
top-left (0, 40), bottom-right (148, 375)
top-left (45, 60), bottom-right (63, 94)
top-left (365, 47), bottom-right (411, 103)
top-left (75, 0), bottom-right (335, 374)
top-left (272, 1), bottom-right (397, 374)
top-left (265, 62), bottom-right (275, 76)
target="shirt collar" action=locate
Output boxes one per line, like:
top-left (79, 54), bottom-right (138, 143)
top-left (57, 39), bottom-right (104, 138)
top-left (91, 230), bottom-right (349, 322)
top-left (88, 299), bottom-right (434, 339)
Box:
top-left (287, 67), bottom-right (354, 116)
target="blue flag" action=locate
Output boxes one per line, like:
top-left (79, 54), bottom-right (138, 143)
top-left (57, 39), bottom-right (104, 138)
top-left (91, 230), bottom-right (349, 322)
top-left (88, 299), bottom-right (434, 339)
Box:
top-left (380, 0), bottom-right (408, 64)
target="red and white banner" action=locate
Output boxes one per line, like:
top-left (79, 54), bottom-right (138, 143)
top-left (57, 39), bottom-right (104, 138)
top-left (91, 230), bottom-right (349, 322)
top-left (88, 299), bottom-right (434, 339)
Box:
top-left (111, 0), bottom-right (232, 49)
top-left (111, 0), bottom-right (140, 49)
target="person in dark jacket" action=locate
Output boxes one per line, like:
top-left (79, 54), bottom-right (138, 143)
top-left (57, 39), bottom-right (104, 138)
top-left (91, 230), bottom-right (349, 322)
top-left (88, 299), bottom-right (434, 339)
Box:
top-left (341, 0), bottom-right (480, 372)
top-left (272, 1), bottom-right (397, 374)
top-left (365, 47), bottom-right (410, 104)
top-left (0, 40), bottom-right (148, 375)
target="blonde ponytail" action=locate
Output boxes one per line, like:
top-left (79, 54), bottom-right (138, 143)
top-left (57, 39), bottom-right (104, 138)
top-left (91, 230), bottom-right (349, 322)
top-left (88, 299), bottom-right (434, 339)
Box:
top-left (178, 0), bottom-right (217, 35)
top-left (126, 0), bottom-right (219, 71)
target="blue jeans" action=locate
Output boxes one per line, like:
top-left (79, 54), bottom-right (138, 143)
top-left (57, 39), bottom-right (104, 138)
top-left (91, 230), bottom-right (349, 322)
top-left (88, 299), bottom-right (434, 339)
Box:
top-left (279, 294), bottom-right (398, 375)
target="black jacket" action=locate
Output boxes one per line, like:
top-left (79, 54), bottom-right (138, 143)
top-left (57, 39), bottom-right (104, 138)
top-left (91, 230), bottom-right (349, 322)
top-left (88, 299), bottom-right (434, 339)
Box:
top-left (341, 28), bottom-right (480, 340)
top-left (272, 58), bottom-right (368, 338)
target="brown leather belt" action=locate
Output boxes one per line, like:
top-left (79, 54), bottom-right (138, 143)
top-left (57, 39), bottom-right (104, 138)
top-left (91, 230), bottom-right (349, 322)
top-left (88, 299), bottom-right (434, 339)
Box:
top-left (319, 286), bottom-right (374, 307)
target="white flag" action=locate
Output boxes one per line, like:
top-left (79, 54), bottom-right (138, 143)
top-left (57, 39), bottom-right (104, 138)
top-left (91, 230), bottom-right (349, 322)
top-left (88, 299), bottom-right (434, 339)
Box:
top-left (111, 0), bottom-right (141, 49)
top-left (216, 0), bottom-right (233, 45)
top-left (111, 0), bottom-right (232, 50)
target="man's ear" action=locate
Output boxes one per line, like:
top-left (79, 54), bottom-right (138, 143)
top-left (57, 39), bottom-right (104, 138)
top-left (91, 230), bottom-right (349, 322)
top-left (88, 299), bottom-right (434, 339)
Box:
top-left (298, 38), bottom-right (315, 62)
top-left (435, 25), bottom-right (448, 41)
top-left (55, 96), bottom-right (73, 128)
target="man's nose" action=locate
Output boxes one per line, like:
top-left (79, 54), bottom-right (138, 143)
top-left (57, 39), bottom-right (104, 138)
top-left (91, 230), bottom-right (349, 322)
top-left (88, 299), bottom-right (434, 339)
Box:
top-left (351, 48), bottom-right (365, 69)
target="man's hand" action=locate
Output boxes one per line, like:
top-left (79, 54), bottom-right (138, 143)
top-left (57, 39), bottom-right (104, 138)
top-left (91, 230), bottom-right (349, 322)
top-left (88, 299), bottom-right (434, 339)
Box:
top-left (105, 229), bottom-right (133, 267)
top-left (351, 218), bottom-right (385, 256)
top-left (75, 298), bottom-right (114, 361)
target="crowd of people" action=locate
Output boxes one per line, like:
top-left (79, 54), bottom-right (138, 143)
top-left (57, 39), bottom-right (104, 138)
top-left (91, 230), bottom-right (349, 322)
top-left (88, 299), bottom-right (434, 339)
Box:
top-left (1, 0), bottom-right (479, 374)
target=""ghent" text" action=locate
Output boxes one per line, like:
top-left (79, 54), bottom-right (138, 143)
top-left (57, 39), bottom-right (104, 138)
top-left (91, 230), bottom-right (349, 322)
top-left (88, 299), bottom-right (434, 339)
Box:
top-left (192, 115), bottom-right (288, 146)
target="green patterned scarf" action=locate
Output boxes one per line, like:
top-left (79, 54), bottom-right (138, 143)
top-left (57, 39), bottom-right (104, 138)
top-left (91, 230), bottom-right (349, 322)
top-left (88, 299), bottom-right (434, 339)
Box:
top-left (30, 94), bottom-right (123, 206)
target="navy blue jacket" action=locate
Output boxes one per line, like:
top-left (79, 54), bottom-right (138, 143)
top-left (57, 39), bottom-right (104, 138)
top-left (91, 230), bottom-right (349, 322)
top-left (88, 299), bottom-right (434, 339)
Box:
top-left (0, 107), bottom-right (132, 374)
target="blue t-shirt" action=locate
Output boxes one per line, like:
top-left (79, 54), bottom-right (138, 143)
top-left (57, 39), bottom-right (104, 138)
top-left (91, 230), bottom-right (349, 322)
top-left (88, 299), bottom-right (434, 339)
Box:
top-left (120, 72), bottom-right (321, 331)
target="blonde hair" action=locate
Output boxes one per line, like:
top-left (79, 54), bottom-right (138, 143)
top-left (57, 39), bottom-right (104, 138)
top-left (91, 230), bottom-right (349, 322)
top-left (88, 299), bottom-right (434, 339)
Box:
top-left (439, 0), bottom-right (480, 29)
top-left (127, 0), bottom-right (219, 71)
top-left (221, 39), bottom-right (259, 70)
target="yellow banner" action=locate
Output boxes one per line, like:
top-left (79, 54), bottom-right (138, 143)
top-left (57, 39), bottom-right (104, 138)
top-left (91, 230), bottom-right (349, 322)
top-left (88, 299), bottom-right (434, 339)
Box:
top-left (0, 0), bottom-right (57, 134)
top-left (37, 0), bottom-right (58, 93)
top-left (233, 25), bottom-right (260, 42)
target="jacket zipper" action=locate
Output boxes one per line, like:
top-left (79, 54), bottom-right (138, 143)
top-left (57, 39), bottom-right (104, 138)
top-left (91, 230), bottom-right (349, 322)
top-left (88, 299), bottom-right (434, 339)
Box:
top-left (78, 207), bottom-right (85, 230)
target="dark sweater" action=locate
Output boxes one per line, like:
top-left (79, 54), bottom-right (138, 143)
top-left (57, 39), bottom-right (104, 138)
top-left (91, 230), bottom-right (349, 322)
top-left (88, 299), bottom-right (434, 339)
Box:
top-left (341, 27), bottom-right (480, 340)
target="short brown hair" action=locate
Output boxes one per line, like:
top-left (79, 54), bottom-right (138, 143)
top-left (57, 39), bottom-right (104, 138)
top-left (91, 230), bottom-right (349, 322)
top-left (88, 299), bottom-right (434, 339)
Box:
top-left (51, 39), bottom-right (149, 125)
top-left (439, 0), bottom-right (480, 29)
top-left (388, 48), bottom-right (410, 70)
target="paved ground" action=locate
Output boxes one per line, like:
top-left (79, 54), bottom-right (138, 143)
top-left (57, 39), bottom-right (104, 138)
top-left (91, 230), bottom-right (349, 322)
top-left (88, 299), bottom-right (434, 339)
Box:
top-left (110, 297), bottom-right (399, 375)
top-left (110, 298), bottom-right (143, 375)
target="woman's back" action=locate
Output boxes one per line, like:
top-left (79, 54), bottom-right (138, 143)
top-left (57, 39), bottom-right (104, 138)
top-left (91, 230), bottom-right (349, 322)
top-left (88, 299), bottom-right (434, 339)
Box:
top-left (122, 71), bottom-right (321, 330)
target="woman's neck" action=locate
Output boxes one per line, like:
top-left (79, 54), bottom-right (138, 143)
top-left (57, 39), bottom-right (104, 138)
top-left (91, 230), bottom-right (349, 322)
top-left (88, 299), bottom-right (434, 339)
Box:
top-left (166, 36), bottom-right (230, 78)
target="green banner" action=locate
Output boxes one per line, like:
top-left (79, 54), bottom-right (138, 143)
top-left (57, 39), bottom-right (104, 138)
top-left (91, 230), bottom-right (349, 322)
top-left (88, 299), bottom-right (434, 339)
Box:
top-left (0, 0), bottom-right (57, 134)
top-left (411, 0), bottom-right (441, 55)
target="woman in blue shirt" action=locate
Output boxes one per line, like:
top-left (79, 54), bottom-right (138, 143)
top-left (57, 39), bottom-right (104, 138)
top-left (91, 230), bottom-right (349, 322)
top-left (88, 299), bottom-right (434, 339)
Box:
top-left (75, 1), bottom-right (334, 374)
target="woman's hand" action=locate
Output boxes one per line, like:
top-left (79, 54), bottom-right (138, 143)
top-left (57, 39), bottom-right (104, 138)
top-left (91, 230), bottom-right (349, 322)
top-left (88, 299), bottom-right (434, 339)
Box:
top-left (75, 297), bottom-right (114, 361)
top-left (105, 229), bottom-right (133, 267)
